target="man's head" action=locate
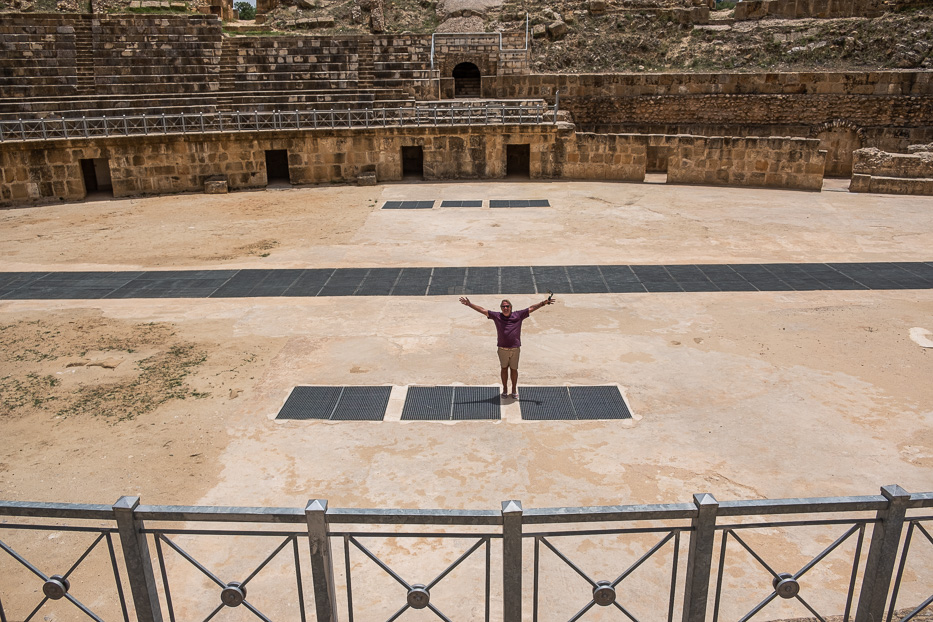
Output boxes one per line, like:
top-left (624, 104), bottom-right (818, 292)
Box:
top-left (500, 299), bottom-right (512, 316)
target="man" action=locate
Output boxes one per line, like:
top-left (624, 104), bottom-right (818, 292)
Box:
top-left (459, 294), bottom-right (556, 399)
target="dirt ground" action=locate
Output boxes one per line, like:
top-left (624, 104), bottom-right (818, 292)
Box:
top-left (0, 180), bottom-right (931, 620)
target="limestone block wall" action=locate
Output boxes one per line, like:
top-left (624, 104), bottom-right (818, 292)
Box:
top-left (665, 135), bottom-right (825, 190)
top-left (230, 36), bottom-right (362, 91)
top-left (850, 146), bottom-right (933, 195)
top-left (556, 130), bottom-right (648, 181)
top-left (735, 0), bottom-right (884, 20)
top-left (93, 15), bottom-right (223, 95)
top-left (371, 36), bottom-right (437, 95)
top-left (0, 14), bottom-right (78, 99)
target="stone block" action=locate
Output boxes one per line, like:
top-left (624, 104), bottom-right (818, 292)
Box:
top-left (204, 176), bottom-right (228, 193)
top-left (357, 171), bottom-right (377, 185)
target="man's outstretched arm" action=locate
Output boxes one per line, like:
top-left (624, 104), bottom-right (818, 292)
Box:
top-left (459, 296), bottom-right (489, 316)
top-left (528, 296), bottom-right (556, 313)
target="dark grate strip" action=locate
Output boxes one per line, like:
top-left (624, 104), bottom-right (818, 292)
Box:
top-left (519, 386), bottom-right (631, 420)
top-left (382, 200), bottom-right (434, 209)
top-left (401, 386), bottom-right (501, 420)
top-left (569, 386), bottom-right (631, 420)
top-left (276, 386), bottom-right (390, 421)
top-left (276, 386), bottom-right (342, 420)
top-left (519, 387), bottom-right (576, 420)
top-left (441, 200), bottom-right (483, 208)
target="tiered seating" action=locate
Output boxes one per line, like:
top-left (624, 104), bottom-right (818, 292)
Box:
top-left (0, 14), bottom-right (78, 98)
top-left (229, 37), bottom-right (362, 91)
top-left (92, 14), bottom-right (222, 95)
top-left (372, 36), bottom-right (436, 89)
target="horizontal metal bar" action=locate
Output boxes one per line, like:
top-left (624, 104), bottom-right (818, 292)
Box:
top-left (0, 501), bottom-right (114, 520)
top-left (142, 528), bottom-right (306, 537)
top-left (524, 526), bottom-right (689, 538)
top-left (0, 524), bottom-right (118, 533)
top-left (524, 503), bottom-right (697, 524)
top-left (717, 518), bottom-right (877, 530)
top-left (906, 492), bottom-right (933, 508)
top-left (136, 505), bottom-right (306, 523)
top-left (326, 508), bottom-right (502, 525)
top-left (717, 496), bottom-right (888, 516)
top-left (331, 531), bottom-right (502, 539)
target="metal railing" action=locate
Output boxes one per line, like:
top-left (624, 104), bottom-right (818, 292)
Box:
top-left (0, 102), bottom-right (554, 143)
top-left (0, 486), bottom-right (931, 622)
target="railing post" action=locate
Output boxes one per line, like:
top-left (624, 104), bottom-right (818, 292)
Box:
top-left (682, 493), bottom-right (718, 622)
top-left (306, 499), bottom-right (338, 622)
top-left (112, 496), bottom-right (163, 622)
top-left (855, 485), bottom-right (911, 622)
top-left (554, 90), bottom-right (559, 124)
top-left (502, 500), bottom-right (523, 622)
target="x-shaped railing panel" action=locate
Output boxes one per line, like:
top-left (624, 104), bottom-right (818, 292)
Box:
top-left (713, 522), bottom-right (867, 622)
top-left (0, 531), bottom-right (128, 622)
top-left (153, 531), bottom-right (306, 622)
top-left (887, 519), bottom-right (933, 622)
top-left (344, 534), bottom-right (491, 622)
top-left (533, 530), bottom-right (682, 622)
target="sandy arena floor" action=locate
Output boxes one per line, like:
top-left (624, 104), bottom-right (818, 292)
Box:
top-left (0, 180), bottom-right (931, 620)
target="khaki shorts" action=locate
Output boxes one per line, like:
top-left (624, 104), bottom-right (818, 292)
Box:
top-left (497, 347), bottom-right (521, 370)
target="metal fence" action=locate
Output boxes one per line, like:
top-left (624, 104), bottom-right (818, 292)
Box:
top-left (0, 486), bottom-right (930, 622)
top-left (0, 102), bottom-right (554, 143)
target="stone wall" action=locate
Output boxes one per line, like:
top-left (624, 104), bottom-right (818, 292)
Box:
top-left (734, 0), bottom-right (884, 20)
top-left (666, 135), bottom-right (825, 190)
top-left (1, 126), bottom-right (830, 206)
top-left (850, 146), bottom-right (933, 195)
top-left (0, 14), bottom-right (78, 99)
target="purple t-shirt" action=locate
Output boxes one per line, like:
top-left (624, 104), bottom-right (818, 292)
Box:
top-left (487, 308), bottom-right (530, 348)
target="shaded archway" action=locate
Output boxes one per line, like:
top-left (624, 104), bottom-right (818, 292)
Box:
top-left (452, 62), bottom-right (481, 98)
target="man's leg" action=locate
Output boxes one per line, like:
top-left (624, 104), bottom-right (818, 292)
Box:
top-left (500, 367), bottom-right (509, 395)
top-left (510, 367), bottom-right (519, 397)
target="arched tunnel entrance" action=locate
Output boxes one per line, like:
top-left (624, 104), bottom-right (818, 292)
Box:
top-left (452, 62), bottom-right (481, 98)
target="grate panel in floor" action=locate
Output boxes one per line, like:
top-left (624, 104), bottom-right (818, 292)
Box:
top-left (532, 266), bottom-right (571, 294)
top-left (276, 386), bottom-right (390, 420)
top-left (569, 386), bottom-right (632, 420)
top-left (357, 268), bottom-right (402, 296)
top-left (566, 266), bottom-right (608, 293)
top-left (331, 386), bottom-right (392, 421)
top-left (519, 386), bottom-right (631, 420)
top-left (500, 266), bottom-right (536, 294)
top-left (382, 200), bottom-right (434, 209)
top-left (428, 267), bottom-right (467, 296)
top-left (466, 267), bottom-right (500, 295)
top-left (452, 386), bottom-right (501, 420)
top-left (276, 386), bottom-right (343, 420)
top-left (392, 268), bottom-right (432, 296)
top-left (440, 200), bottom-right (483, 207)
top-left (519, 387), bottom-right (576, 420)
top-left (489, 200), bottom-right (550, 208)
top-left (402, 386), bottom-right (501, 420)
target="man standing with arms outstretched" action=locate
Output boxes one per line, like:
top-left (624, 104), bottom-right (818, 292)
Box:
top-left (459, 295), bottom-right (556, 399)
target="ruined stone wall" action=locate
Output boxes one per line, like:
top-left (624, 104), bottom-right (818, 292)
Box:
top-left (93, 14), bottom-right (222, 95)
top-left (666, 135), bottom-right (825, 190)
top-left (734, 0), bottom-right (884, 20)
top-left (850, 146), bottom-right (933, 194)
top-left (0, 14), bottom-right (78, 99)
top-left (230, 36), bottom-right (362, 91)
top-left (1, 126), bottom-right (829, 206)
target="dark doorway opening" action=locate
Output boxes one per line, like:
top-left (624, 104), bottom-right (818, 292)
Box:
top-left (265, 149), bottom-right (290, 184)
top-left (452, 62), bottom-right (481, 98)
top-left (645, 145), bottom-right (669, 183)
top-left (505, 144), bottom-right (530, 178)
top-left (80, 158), bottom-right (113, 196)
top-left (401, 146), bottom-right (424, 179)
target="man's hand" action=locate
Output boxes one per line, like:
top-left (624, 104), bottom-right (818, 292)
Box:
top-left (461, 296), bottom-right (488, 315)
top-left (529, 296), bottom-right (556, 313)
top-left (459, 296), bottom-right (471, 306)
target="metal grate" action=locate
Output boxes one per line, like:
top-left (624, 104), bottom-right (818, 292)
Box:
top-left (401, 386), bottom-right (501, 420)
top-left (382, 200), bottom-right (435, 209)
top-left (489, 199), bottom-right (549, 208)
top-left (276, 386), bottom-right (391, 421)
top-left (440, 200), bottom-right (483, 207)
top-left (519, 386), bottom-right (631, 420)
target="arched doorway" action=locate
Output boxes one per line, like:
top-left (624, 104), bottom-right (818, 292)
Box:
top-left (452, 62), bottom-right (481, 98)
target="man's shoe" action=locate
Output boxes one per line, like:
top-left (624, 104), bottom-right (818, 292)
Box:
top-left (510, 392), bottom-right (519, 400)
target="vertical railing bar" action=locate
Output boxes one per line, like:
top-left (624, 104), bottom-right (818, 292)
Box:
top-left (199, 112), bottom-right (205, 133)
top-left (113, 497), bottom-right (163, 622)
top-left (682, 493), bottom-right (718, 622)
top-left (142, 114), bottom-right (148, 135)
top-left (19, 118), bottom-right (26, 140)
top-left (885, 520), bottom-right (914, 622)
top-left (306, 500), bottom-right (338, 622)
top-left (711, 529), bottom-right (729, 622)
top-left (668, 530), bottom-right (681, 622)
top-left (123, 115), bottom-right (129, 136)
top-left (40, 118), bottom-right (48, 140)
top-left (344, 535), bottom-right (354, 622)
top-left (61, 117), bottom-right (69, 140)
top-left (533, 536), bottom-right (540, 622)
top-left (845, 523), bottom-right (866, 622)
top-left (155, 535), bottom-right (176, 622)
top-left (291, 536), bottom-right (307, 622)
top-left (502, 500), bottom-right (522, 622)
top-left (855, 485), bottom-right (911, 622)
top-left (485, 537), bottom-right (491, 622)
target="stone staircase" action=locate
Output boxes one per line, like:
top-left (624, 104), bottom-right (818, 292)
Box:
top-left (74, 16), bottom-right (95, 95)
top-left (357, 37), bottom-right (374, 89)
top-left (216, 42), bottom-right (238, 111)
